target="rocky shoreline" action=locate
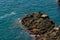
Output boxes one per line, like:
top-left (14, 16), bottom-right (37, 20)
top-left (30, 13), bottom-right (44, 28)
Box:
top-left (20, 12), bottom-right (60, 40)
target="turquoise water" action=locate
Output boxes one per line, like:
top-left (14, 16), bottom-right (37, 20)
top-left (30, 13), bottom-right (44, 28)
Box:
top-left (0, 0), bottom-right (60, 40)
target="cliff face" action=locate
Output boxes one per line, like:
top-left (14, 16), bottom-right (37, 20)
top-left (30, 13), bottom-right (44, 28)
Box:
top-left (21, 12), bottom-right (60, 40)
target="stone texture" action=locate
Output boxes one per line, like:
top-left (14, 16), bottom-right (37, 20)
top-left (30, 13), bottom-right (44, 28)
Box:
top-left (21, 12), bottom-right (60, 40)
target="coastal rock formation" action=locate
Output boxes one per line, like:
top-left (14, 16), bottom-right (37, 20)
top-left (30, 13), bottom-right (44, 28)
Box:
top-left (21, 12), bottom-right (60, 40)
top-left (58, 0), bottom-right (60, 3)
top-left (58, 0), bottom-right (60, 5)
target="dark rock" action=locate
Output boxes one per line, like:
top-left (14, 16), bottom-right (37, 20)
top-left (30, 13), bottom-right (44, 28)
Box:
top-left (58, 0), bottom-right (60, 2)
top-left (21, 12), bottom-right (55, 35)
top-left (21, 12), bottom-right (60, 40)
top-left (58, 0), bottom-right (60, 5)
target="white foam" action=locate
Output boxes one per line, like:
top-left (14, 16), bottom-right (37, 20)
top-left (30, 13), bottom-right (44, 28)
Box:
top-left (0, 12), bottom-right (16, 19)
top-left (17, 18), bottom-right (22, 23)
top-left (30, 35), bottom-right (35, 37)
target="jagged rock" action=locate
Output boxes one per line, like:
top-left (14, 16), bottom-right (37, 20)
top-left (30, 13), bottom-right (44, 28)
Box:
top-left (21, 12), bottom-right (55, 35)
top-left (21, 12), bottom-right (60, 40)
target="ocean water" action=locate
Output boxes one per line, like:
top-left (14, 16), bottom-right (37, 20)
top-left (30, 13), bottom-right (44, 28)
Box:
top-left (0, 0), bottom-right (60, 40)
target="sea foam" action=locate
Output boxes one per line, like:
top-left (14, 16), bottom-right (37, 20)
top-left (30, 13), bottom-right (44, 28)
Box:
top-left (0, 12), bottom-right (16, 19)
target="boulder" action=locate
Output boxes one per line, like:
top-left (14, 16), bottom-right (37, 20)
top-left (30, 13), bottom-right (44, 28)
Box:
top-left (21, 12), bottom-right (60, 40)
top-left (21, 12), bottom-right (55, 35)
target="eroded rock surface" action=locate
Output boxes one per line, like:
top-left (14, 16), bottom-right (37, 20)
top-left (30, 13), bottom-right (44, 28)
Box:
top-left (21, 12), bottom-right (60, 40)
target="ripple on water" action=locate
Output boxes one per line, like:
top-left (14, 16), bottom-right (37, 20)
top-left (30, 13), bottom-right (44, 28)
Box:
top-left (0, 0), bottom-right (60, 40)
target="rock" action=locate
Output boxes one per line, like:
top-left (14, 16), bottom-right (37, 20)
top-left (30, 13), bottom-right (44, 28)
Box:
top-left (53, 27), bottom-right (59, 31)
top-left (21, 12), bottom-right (55, 35)
top-left (58, 0), bottom-right (60, 5)
top-left (45, 27), bottom-right (60, 40)
top-left (21, 12), bottom-right (60, 40)
top-left (58, 0), bottom-right (60, 2)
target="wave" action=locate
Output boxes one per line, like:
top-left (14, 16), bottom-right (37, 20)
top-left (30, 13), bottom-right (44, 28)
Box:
top-left (0, 12), bottom-right (16, 19)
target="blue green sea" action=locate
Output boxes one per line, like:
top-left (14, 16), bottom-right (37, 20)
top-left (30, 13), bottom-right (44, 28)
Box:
top-left (0, 0), bottom-right (60, 40)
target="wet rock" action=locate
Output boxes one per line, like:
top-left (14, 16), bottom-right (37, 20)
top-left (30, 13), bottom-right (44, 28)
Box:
top-left (58, 0), bottom-right (60, 3)
top-left (21, 12), bottom-right (55, 35)
top-left (45, 27), bottom-right (60, 40)
top-left (58, 0), bottom-right (60, 5)
top-left (21, 12), bottom-right (60, 40)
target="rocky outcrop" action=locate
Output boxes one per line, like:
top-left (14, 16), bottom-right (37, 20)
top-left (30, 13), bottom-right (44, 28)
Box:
top-left (21, 12), bottom-right (60, 40)
top-left (58, 0), bottom-right (60, 2)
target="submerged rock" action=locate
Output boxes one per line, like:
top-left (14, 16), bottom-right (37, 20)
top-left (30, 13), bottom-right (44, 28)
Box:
top-left (21, 12), bottom-right (60, 40)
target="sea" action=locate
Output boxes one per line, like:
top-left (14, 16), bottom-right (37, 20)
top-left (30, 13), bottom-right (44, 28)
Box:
top-left (0, 0), bottom-right (60, 40)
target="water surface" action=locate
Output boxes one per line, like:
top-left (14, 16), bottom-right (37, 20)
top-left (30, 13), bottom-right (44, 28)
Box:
top-left (0, 0), bottom-right (60, 40)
